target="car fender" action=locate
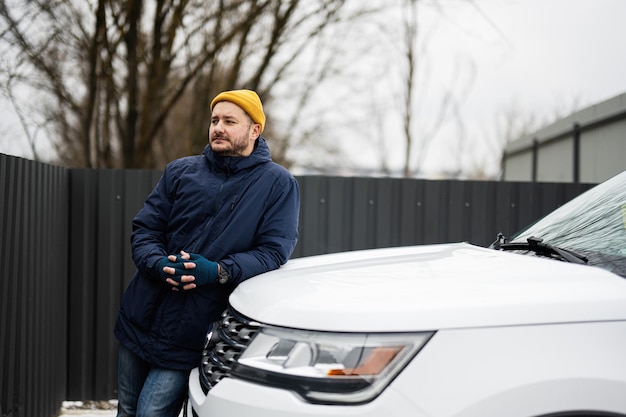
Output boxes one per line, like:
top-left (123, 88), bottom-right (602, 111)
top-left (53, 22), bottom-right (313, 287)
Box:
top-left (388, 321), bottom-right (626, 417)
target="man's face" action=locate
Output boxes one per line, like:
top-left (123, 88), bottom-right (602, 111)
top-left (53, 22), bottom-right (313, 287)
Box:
top-left (209, 101), bottom-right (260, 157)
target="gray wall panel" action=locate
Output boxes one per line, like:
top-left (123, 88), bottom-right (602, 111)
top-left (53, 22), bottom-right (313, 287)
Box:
top-left (504, 92), bottom-right (626, 183)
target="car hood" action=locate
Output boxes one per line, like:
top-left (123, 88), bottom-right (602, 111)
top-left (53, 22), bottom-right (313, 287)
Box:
top-left (229, 243), bottom-right (626, 332)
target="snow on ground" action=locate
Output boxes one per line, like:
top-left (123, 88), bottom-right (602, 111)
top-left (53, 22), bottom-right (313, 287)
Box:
top-left (58, 400), bottom-right (185, 416)
top-left (58, 401), bottom-right (117, 416)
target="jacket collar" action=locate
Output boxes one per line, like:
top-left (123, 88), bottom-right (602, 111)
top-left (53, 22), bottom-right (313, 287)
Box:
top-left (203, 136), bottom-right (272, 173)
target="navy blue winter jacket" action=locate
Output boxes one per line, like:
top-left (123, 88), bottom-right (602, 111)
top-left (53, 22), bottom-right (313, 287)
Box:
top-left (114, 137), bottom-right (300, 370)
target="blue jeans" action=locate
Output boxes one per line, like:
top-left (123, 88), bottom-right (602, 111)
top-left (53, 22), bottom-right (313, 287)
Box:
top-left (117, 344), bottom-right (190, 417)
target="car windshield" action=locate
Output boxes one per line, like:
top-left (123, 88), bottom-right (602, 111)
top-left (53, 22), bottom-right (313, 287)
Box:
top-left (508, 170), bottom-right (626, 278)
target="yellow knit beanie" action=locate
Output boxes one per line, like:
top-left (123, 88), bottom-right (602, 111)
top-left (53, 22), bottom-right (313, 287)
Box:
top-left (210, 89), bottom-right (266, 133)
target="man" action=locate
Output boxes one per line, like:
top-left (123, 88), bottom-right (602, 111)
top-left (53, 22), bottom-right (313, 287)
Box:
top-left (114, 89), bottom-right (300, 416)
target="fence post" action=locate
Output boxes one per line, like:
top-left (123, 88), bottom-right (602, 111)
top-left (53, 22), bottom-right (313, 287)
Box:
top-left (531, 138), bottom-right (539, 182)
top-left (573, 123), bottom-right (581, 184)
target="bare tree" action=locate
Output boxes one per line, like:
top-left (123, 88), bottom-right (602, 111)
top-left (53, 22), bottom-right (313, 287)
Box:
top-left (389, 0), bottom-right (462, 178)
top-left (182, 0), bottom-right (352, 169)
top-left (400, 0), bottom-right (418, 177)
top-left (0, 75), bottom-right (43, 161)
top-left (0, 0), bottom-right (356, 169)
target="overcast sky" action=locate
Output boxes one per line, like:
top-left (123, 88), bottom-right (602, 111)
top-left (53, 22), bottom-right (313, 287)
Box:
top-left (350, 0), bottom-right (626, 177)
top-left (2, 0), bottom-right (626, 178)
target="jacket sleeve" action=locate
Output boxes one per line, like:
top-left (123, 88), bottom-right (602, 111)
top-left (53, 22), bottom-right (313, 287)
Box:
top-left (130, 168), bottom-right (174, 279)
top-left (220, 174), bottom-right (300, 284)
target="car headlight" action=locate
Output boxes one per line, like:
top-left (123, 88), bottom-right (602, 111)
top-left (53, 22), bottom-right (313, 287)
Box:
top-left (230, 326), bottom-right (433, 404)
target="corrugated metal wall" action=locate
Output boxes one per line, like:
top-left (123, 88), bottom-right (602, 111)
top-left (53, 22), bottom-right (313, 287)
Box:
top-left (292, 176), bottom-right (592, 256)
top-left (0, 153), bottom-right (594, 415)
top-left (67, 169), bottom-right (163, 402)
top-left (0, 154), bottom-right (69, 417)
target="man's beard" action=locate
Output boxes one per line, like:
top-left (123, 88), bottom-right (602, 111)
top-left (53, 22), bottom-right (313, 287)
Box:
top-left (211, 134), bottom-right (249, 157)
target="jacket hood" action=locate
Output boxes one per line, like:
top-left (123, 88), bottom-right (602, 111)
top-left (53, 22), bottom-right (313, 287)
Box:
top-left (203, 136), bottom-right (271, 173)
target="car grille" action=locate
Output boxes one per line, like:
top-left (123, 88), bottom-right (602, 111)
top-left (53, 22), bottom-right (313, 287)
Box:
top-left (199, 307), bottom-right (260, 394)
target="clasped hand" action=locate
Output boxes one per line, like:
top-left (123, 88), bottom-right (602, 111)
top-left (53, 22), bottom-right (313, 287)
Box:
top-left (157, 250), bottom-right (219, 291)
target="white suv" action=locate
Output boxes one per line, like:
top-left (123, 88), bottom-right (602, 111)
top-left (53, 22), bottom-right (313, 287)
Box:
top-left (187, 171), bottom-right (626, 417)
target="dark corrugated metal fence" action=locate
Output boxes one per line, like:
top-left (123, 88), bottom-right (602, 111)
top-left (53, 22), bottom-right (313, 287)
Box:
top-left (293, 176), bottom-right (590, 255)
top-left (0, 155), bottom-right (69, 417)
top-left (67, 169), bottom-right (163, 403)
top-left (0, 153), bottom-right (594, 416)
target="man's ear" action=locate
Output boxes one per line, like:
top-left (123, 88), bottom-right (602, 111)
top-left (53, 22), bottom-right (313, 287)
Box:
top-left (250, 123), bottom-right (261, 140)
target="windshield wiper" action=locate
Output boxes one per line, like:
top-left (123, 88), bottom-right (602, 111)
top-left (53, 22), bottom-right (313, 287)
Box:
top-left (492, 235), bottom-right (588, 265)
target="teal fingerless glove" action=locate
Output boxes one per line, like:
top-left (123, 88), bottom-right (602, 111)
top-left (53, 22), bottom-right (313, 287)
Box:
top-left (156, 255), bottom-right (187, 284)
top-left (156, 257), bottom-right (172, 281)
top-left (187, 253), bottom-right (219, 286)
